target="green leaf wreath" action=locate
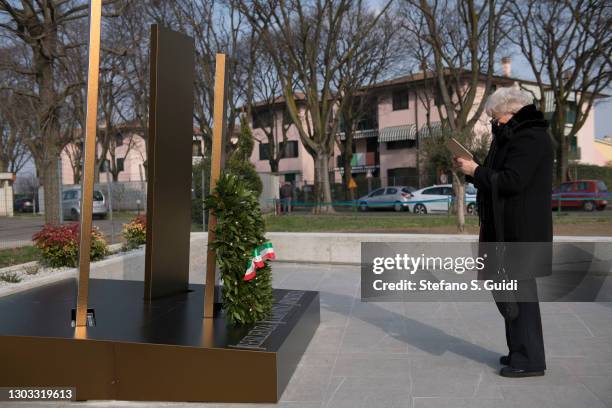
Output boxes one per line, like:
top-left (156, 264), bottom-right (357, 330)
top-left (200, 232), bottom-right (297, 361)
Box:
top-left (204, 172), bottom-right (273, 324)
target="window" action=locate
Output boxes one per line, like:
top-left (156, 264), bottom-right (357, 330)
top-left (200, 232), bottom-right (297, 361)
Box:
top-left (284, 173), bottom-right (296, 183)
top-left (597, 181), bottom-right (608, 192)
top-left (392, 90), bottom-right (409, 110)
top-left (117, 158), bottom-right (125, 173)
top-left (252, 110), bottom-right (273, 129)
top-left (422, 187), bottom-right (442, 195)
top-left (385, 187), bottom-right (398, 195)
top-left (366, 138), bottom-right (378, 153)
top-left (560, 183), bottom-right (573, 193)
top-left (259, 143), bottom-right (270, 161)
top-left (63, 190), bottom-right (77, 200)
top-left (369, 188), bottom-right (385, 197)
top-left (93, 191), bottom-right (104, 201)
top-left (101, 159), bottom-right (110, 172)
top-left (441, 187), bottom-right (454, 196)
top-left (192, 140), bottom-right (203, 157)
top-left (115, 133), bottom-right (123, 147)
top-left (387, 167), bottom-right (417, 187)
top-left (280, 141), bottom-right (299, 158)
top-left (434, 86), bottom-right (453, 106)
top-left (566, 102), bottom-right (577, 125)
top-left (386, 140), bottom-right (415, 150)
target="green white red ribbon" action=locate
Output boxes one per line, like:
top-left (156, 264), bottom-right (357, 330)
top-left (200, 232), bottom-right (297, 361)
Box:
top-left (244, 242), bottom-right (276, 281)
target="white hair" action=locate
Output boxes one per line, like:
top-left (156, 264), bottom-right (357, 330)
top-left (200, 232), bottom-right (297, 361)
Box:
top-left (484, 87), bottom-right (533, 117)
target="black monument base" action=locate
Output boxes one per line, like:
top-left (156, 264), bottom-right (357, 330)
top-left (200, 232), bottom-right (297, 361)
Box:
top-left (0, 279), bottom-right (319, 402)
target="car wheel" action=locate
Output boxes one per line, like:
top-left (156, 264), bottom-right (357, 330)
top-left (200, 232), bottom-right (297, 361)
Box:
top-left (596, 205), bottom-right (606, 211)
top-left (359, 202), bottom-right (368, 212)
top-left (583, 201), bottom-right (595, 212)
top-left (394, 202), bottom-right (403, 212)
top-left (414, 203), bottom-right (427, 214)
top-left (71, 209), bottom-right (80, 221)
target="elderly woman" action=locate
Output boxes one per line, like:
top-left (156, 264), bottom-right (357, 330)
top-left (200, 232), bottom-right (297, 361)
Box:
top-left (454, 87), bottom-right (552, 378)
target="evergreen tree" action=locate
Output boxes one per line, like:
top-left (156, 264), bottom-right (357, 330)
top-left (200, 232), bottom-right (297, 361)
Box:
top-left (226, 118), bottom-right (263, 198)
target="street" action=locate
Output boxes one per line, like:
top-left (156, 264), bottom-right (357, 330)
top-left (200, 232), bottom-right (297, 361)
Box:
top-left (0, 213), bottom-right (136, 249)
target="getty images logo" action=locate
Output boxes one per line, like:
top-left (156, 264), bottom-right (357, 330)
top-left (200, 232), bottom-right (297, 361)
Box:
top-left (372, 253), bottom-right (487, 275)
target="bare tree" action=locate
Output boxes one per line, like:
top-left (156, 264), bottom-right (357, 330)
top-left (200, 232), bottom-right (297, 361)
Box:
top-left (334, 7), bottom-right (400, 201)
top-left (509, 0), bottom-right (611, 183)
top-left (0, 90), bottom-right (32, 175)
top-left (399, 0), bottom-right (509, 231)
top-left (250, 45), bottom-right (294, 174)
top-left (0, 0), bottom-right (121, 223)
top-left (171, 0), bottom-right (252, 156)
top-left (239, 0), bottom-right (392, 213)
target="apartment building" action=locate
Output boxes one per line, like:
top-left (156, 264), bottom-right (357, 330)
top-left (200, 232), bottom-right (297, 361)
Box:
top-left (57, 67), bottom-right (603, 188)
top-left (249, 67), bottom-right (601, 190)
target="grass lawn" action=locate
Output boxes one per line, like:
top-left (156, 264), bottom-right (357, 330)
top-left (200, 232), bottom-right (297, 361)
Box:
top-left (0, 246), bottom-right (40, 268)
top-left (264, 212), bottom-right (612, 236)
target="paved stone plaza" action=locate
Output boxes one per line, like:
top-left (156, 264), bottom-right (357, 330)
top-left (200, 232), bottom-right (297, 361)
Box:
top-left (5, 262), bottom-right (612, 408)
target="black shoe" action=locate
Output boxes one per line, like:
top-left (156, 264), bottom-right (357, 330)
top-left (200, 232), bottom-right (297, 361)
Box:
top-left (499, 366), bottom-right (545, 378)
top-left (500, 355), bottom-right (510, 365)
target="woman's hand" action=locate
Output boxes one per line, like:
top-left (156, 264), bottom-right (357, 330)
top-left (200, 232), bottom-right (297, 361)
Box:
top-left (452, 157), bottom-right (479, 176)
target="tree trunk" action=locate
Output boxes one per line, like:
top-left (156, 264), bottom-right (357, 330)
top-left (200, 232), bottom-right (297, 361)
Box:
top-left (39, 154), bottom-right (61, 225)
top-left (73, 167), bottom-right (81, 185)
top-left (342, 148), bottom-right (353, 201)
top-left (313, 151), bottom-right (335, 214)
top-left (555, 132), bottom-right (568, 184)
top-left (270, 158), bottom-right (279, 173)
top-left (452, 171), bottom-right (465, 233)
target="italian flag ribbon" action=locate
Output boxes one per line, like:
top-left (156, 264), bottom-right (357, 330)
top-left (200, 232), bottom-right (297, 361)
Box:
top-left (244, 242), bottom-right (276, 281)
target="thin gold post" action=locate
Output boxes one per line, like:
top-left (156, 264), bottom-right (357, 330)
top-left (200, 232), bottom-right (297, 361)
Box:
top-left (75, 0), bottom-right (102, 327)
top-left (204, 53), bottom-right (228, 318)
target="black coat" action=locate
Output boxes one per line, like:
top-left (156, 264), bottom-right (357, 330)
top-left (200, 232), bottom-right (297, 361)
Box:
top-left (471, 104), bottom-right (553, 242)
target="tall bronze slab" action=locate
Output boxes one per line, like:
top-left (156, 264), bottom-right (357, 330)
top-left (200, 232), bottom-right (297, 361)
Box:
top-left (144, 25), bottom-right (195, 299)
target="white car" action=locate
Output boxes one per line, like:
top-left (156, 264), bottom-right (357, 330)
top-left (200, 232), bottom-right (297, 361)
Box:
top-left (407, 184), bottom-right (477, 214)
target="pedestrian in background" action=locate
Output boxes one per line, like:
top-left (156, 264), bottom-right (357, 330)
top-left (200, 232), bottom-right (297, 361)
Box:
top-left (279, 181), bottom-right (293, 214)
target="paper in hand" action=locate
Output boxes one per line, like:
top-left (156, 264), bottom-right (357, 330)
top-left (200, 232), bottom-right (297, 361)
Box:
top-left (446, 138), bottom-right (473, 160)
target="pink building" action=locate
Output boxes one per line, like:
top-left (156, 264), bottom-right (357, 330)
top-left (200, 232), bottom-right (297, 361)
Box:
top-left (60, 125), bottom-right (205, 185)
top-left (249, 69), bottom-right (601, 190)
top-left (59, 69), bottom-right (603, 189)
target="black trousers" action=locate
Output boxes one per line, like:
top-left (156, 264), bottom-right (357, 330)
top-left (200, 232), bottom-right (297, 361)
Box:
top-left (496, 279), bottom-right (546, 371)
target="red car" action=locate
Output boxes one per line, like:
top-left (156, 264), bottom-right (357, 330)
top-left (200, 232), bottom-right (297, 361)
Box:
top-left (552, 179), bottom-right (608, 212)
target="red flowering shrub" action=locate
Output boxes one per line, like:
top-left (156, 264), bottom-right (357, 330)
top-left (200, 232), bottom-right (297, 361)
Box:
top-left (122, 215), bottom-right (146, 250)
top-left (32, 223), bottom-right (108, 267)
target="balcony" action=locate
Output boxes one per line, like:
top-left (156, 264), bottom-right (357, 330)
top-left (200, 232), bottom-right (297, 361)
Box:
top-left (337, 129), bottom-right (379, 140)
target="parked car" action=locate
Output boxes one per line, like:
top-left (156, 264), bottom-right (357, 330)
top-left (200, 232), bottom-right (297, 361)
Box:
top-left (62, 188), bottom-right (108, 220)
top-left (552, 179), bottom-right (608, 212)
top-left (407, 183), bottom-right (478, 214)
top-left (357, 186), bottom-right (416, 212)
top-left (13, 196), bottom-right (36, 213)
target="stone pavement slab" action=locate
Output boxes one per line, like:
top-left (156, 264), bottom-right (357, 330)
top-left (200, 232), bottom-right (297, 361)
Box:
top-left (2, 262), bottom-right (611, 408)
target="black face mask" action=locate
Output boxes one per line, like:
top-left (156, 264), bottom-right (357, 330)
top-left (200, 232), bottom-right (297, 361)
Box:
top-left (491, 119), bottom-right (501, 136)
top-left (491, 118), bottom-right (513, 143)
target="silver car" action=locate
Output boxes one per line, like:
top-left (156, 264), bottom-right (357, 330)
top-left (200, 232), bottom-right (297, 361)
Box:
top-left (62, 188), bottom-right (108, 220)
top-left (357, 186), bottom-right (416, 212)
